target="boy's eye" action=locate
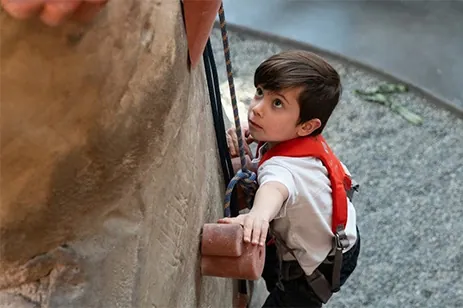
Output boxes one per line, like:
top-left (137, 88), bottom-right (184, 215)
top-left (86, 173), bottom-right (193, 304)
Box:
top-left (255, 87), bottom-right (264, 97)
top-left (273, 99), bottom-right (283, 108)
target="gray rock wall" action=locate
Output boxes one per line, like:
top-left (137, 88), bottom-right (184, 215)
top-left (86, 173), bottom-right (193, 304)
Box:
top-left (0, 1), bottom-right (232, 307)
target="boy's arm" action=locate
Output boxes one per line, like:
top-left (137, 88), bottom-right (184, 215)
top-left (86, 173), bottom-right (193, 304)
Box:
top-left (219, 181), bottom-right (288, 246)
top-left (250, 181), bottom-right (288, 222)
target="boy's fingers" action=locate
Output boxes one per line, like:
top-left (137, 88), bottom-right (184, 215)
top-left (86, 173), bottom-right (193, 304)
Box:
top-left (242, 217), bottom-right (253, 243)
top-left (226, 128), bottom-right (237, 141)
top-left (228, 131), bottom-right (238, 157)
top-left (260, 222), bottom-right (269, 246)
top-left (243, 130), bottom-right (254, 157)
top-left (232, 134), bottom-right (239, 154)
top-left (246, 134), bottom-right (255, 145)
top-left (218, 215), bottom-right (245, 225)
top-left (226, 134), bottom-right (236, 157)
top-left (217, 217), bottom-right (233, 224)
top-left (251, 221), bottom-right (261, 245)
top-left (1, 0), bottom-right (43, 19)
top-left (226, 127), bottom-right (255, 158)
top-left (244, 142), bottom-right (253, 159)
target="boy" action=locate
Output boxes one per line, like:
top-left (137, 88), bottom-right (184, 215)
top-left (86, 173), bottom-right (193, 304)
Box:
top-left (220, 50), bottom-right (360, 307)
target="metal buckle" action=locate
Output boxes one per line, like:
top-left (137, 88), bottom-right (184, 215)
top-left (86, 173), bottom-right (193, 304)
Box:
top-left (334, 226), bottom-right (350, 250)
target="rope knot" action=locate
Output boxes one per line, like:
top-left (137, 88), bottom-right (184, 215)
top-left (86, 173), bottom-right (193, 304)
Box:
top-left (235, 168), bottom-right (256, 182)
top-left (235, 168), bottom-right (258, 197)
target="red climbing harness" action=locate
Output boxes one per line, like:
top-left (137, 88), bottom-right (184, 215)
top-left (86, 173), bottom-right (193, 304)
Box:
top-left (256, 135), bottom-right (356, 303)
top-left (257, 135), bottom-right (351, 234)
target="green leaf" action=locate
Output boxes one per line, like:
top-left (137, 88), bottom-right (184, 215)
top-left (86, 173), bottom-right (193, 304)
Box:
top-left (354, 83), bottom-right (408, 95)
top-left (390, 102), bottom-right (424, 125)
top-left (377, 83), bottom-right (408, 94)
top-left (354, 92), bottom-right (390, 106)
top-left (354, 84), bottom-right (423, 125)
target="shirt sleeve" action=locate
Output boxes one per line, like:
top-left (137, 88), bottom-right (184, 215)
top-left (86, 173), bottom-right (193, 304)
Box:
top-left (257, 159), bottom-right (297, 219)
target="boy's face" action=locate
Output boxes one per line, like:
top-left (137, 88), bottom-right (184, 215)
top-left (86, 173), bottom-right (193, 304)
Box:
top-left (248, 86), bottom-right (310, 144)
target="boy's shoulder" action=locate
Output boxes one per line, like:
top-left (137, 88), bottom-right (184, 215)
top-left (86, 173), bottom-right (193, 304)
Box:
top-left (257, 155), bottom-right (328, 178)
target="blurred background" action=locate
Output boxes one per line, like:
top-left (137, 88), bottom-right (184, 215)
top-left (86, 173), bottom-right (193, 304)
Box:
top-left (219, 0), bottom-right (463, 113)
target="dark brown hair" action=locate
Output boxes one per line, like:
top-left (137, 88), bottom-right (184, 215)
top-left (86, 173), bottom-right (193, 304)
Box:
top-left (254, 50), bottom-right (342, 135)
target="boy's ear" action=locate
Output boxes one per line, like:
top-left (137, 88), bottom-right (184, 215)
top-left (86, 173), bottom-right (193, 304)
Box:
top-left (297, 118), bottom-right (321, 137)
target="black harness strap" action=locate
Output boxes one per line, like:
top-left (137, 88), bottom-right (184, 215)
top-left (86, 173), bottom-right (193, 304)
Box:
top-left (275, 186), bottom-right (358, 303)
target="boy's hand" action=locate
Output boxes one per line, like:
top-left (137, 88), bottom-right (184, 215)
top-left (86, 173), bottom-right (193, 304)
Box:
top-left (226, 126), bottom-right (255, 158)
top-left (218, 213), bottom-right (269, 246)
top-left (231, 155), bottom-right (255, 174)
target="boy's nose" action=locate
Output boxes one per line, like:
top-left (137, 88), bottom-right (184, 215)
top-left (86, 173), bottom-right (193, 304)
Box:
top-left (251, 101), bottom-right (264, 117)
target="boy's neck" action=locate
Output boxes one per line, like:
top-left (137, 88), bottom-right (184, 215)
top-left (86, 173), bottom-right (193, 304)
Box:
top-left (267, 141), bottom-right (278, 149)
top-left (266, 137), bottom-right (299, 149)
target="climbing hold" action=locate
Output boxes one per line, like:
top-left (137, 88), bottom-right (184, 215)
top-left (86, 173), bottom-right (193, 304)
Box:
top-left (201, 223), bottom-right (244, 257)
top-left (200, 223), bottom-right (265, 280)
top-left (182, 0), bottom-right (221, 68)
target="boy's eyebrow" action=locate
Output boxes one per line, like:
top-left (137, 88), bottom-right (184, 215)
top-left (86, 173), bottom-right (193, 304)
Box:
top-left (270, 91), bottom-right (289, 103)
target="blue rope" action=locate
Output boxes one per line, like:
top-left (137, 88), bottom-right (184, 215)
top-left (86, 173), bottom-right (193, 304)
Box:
top-left (218, 4), bottom-right (257, 217)
top-left (223, 169), bottom-right (257, 217)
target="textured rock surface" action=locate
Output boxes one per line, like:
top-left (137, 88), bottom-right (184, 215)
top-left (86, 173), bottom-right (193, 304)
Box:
top-left (0, 2), bottom-right (232, 307)
top-left (211, 28), bottom-right (463, 308)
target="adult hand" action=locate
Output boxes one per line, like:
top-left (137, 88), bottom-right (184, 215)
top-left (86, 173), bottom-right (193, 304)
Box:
top-left (1, 0), bottom-right (109, 26)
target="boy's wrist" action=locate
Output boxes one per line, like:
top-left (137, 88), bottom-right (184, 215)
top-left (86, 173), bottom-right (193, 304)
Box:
top-left (248, 209), bottom-right (270, 222)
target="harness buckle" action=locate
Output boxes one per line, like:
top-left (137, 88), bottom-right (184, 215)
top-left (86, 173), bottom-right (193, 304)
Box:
top-left (334, 226), bottom-right (350, 251)
top-left (330, 226), bottom-right (349, 293)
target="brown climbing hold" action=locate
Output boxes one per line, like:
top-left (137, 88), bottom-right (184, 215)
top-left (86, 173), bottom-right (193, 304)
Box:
top-left (200, 223), bottom-right (265, 280)
top-left (201, 223), bottom-right (244, 257)
top-left (182, 0), bottom-right (221, 68)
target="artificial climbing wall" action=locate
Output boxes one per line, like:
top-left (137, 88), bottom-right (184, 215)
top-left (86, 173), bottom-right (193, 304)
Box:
top-left (0, 1), bottom-right (232, 307)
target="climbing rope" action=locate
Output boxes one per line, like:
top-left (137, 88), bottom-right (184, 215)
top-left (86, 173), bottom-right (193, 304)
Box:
top-left (203, 37), bottom-right (249, 301)
top-left (218, 3), bottom-right (258, 218)
top-left (200, 3), bottom-right (260, 303)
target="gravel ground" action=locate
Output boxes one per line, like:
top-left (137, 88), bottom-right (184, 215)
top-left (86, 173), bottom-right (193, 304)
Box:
top-left (210, 28), bottom-right (463, 308)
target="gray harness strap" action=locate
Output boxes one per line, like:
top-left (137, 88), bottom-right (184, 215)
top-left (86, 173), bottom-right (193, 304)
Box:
top-left (272, 181), bottom-right (359, 303)
top-left (272, 229), bottom-right (348, 304)
top-left (330, 226), bottom-right (350, 292)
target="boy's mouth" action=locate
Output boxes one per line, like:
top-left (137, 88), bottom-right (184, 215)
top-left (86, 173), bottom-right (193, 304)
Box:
top-left (248, 119), bottom-right (263, 129)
